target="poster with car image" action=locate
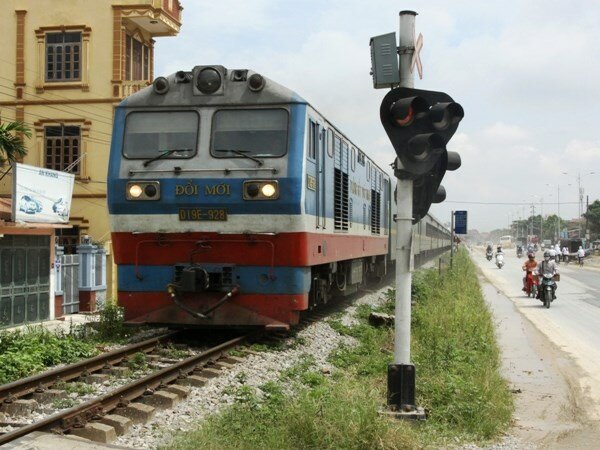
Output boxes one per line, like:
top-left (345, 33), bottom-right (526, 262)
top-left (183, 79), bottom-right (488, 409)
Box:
top-left (12, 163), bottom-right (75, 223)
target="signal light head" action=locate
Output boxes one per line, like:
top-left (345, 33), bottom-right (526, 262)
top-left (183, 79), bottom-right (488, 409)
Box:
top-left (429, 102), bottom-right (464, 130)
top-left (390, 96), bottom-right (429, 127)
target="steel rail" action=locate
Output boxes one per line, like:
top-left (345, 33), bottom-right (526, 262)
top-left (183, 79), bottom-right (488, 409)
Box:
top-left (0, 331), bottom-right (180, 404)
top-left (0, 335), bottom-right (245, 445)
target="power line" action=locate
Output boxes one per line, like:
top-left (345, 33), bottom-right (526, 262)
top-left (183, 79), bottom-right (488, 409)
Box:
top-left (0, 82), bottom-right (115, 130)
top-left (0, 54), bottom-right (129, 111)
top-left (445, 200), bottom-right (581, 206)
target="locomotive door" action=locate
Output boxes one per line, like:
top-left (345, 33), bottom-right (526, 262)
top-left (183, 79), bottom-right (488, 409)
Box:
top-left (316, 125), bottom-right (326, 228)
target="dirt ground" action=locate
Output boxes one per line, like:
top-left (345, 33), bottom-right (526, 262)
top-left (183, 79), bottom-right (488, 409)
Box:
top-left (478, 266), bottom-right (600, 449)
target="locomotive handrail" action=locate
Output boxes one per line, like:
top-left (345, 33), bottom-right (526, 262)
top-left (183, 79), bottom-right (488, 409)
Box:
top-left (128, 167), bottom-right (279, 176)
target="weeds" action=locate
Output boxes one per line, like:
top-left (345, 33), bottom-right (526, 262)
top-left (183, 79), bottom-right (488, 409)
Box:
top-left (94, 302), bottom-right (130, 342)
top-left (54, 381), bottom-right (95, 396)
top-left (0, 326), bottom-right (98, 384)
top-left (52, 397), bottom-right (77, 409)
top-left (164, 249), bottom-right (513, 449)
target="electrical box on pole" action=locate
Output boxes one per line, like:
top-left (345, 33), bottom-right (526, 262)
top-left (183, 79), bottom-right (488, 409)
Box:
top-left (370, 33), bottom-right (401, 88)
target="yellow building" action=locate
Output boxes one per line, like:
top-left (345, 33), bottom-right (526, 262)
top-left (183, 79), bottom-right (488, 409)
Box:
top-left (0, 0), bottom-right (182, 253)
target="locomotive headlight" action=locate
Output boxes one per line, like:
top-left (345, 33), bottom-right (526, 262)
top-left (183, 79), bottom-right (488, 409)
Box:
top-left (196, 67), bottom-right (222, 94)
top-left (127, 181), bottom-right (161, 200)
top-left (246, 183), bottom-right (260, 198)
top-left (261, 183), bottom-right (276, 197)
top-left (243, 180), bottom-right (279, 200)
top-left (128, 184), bottom-right (143, 198)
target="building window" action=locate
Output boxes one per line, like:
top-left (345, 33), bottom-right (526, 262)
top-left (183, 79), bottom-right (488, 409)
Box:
top-left (45, 32), bottom-right (81, 82)
top-left (56, 226), bottom-right (80, 255)
top-left (126, 35), bottom-right (150, 81)
top-left (45, 126), bottom-right (81, 173)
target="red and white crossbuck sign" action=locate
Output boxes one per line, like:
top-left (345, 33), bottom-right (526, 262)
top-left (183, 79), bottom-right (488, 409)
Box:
top-left (411, 32), bottom-right (423, 79)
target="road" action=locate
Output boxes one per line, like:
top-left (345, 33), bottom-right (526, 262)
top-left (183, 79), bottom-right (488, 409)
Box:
top-left (472, 248), bottom-right (600, 421)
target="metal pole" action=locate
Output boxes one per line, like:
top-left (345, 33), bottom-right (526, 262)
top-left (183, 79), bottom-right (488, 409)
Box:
top-left (450, 210), bottom-right (454, 269)
top-left (386, 10), bottom-right (424, 419)
top-left (557, 185), bottom-right (560, 242)
top-left (540, 199), bottom-right (543, 240)
top-left (578, 173), bottom-right (582, 237)
top-left (395, 178), bottom-right (413, 366)
top-left (586, 195), bottom-right (589, 240)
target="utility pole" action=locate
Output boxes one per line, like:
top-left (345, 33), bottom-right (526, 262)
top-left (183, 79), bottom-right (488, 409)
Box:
top-left (586, 195), bottom-right (590, 240)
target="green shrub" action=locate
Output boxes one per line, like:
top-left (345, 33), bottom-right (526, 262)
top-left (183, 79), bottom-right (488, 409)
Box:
top-left (0, 326), bottom-right (98, 384)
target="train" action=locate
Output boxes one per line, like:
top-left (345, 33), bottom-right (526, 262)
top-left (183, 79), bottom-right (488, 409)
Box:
top-left (107, 65), bottom-right (451, 330)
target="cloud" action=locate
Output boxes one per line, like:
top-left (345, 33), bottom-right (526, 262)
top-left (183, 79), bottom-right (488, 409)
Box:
top-left (481, 122), bottom-right (529, 142)
top-left (564, 139), bottom-right (600, 161)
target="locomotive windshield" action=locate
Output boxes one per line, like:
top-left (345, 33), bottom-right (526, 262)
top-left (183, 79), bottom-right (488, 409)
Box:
top-left (211, 109), bottom-right (288, 158)
top-left (123, 111), bottom-right (198, 159)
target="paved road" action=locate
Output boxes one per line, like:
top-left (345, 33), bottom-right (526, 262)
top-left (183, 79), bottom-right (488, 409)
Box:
top-left (472, 247), bottom-right (600, 421)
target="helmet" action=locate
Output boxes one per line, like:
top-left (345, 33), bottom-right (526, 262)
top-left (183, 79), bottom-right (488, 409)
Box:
top-left (528, 252), bottom-right (535, 259)
top-left (544, 250), bottom-right (550, 257)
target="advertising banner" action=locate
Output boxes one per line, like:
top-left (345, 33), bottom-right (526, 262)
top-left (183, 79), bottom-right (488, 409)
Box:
top-left (12, 163), bottom-right (75, 224)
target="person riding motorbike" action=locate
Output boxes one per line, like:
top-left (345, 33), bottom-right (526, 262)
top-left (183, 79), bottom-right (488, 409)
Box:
top-left (536, 251), bottom-right (558, 300)
top-left (516, 245), bottom-right (524, 257)
top-left (495, 246), bottom-right (505, 268)
top-left (522, 252), bottom-right (538, 293)
top-left (486, 244), bottom-right (493, 260)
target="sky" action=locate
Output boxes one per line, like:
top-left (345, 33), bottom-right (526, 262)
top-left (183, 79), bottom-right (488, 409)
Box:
top-left (154, 0), bottom-right (600, 232)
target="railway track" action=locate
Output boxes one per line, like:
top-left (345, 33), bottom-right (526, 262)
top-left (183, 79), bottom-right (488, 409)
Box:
top-left (0, 332), bottom-right (246, 445)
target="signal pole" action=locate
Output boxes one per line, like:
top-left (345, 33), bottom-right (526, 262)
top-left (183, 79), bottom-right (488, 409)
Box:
top-left (371, 10), bottom-right (463, 420)
top-left (390, 10), bottom-right (420, 418)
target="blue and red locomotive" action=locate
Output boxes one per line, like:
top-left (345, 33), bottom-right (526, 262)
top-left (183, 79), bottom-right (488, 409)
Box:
top-left (107, 65), bottom-right (450, 329)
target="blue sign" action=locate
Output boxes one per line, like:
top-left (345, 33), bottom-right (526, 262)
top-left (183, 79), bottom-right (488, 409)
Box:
top-left (454, 210), bottom-right (468, 234)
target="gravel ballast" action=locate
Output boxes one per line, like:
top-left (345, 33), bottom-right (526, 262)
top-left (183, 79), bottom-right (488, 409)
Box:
top-left (114, 285), bottom-right (391, 449)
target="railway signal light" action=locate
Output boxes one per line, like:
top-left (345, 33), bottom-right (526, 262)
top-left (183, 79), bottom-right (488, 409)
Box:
top-left (380, 87), bottom-right (463, 223)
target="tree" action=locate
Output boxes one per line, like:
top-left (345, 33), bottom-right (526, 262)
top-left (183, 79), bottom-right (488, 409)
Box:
top-left (584, 200), bottom-right (600, 239)
top-left (0, 120), bottom-right (31, 165)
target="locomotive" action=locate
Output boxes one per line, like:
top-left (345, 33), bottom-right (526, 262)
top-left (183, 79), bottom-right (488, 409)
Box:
top-left (107, 65), bottom-right (450, 330)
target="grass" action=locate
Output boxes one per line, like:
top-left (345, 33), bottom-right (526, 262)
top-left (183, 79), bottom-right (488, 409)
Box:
top-left (0, 326), bottom-right (99, 384)
top-left (165, 249), bottom-right (513, 449)
top-left (0, 302), bottom-right (140, 385)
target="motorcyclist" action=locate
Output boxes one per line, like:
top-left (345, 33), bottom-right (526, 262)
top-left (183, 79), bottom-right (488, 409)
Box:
top-left (536, 251), bottom-right (558, 299)
top-left (486, 244), bottom-right (493, 253)
top-left (522, 252), bottom-right (538, 292)
top-left (495, 246), bottom-right (504, 266)
top-left (516, 244), bottom-right (523, 256)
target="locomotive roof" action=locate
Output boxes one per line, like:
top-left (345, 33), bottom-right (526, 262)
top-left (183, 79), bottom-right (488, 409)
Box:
top-left (121, 65), bottom-right (307, 108)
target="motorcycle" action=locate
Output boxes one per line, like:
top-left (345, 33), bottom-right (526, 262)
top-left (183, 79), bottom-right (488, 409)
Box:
top-left (562, 254), bottom-right (569, 264)
top-left (539, 273), bottom-right (557, 309)
top-left (496, 253), bottom-right (504, 269)
top-left (486, 250), bottom-right (493, 261)
top-left (517, 248), bottom-right (523, 258)
top-left (524, 270), bottom-right (538, 298)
